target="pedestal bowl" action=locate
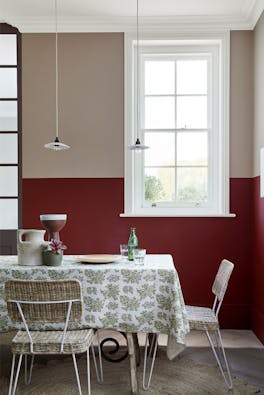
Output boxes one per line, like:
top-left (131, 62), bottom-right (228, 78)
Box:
top-left (40, 214), bottom-right (67, 241)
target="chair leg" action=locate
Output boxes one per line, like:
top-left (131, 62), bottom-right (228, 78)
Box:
top-left (216, 329), bottom-right (233, 389)
top-left (24, 354), bottom-right (34, 385)
top-left (213, 331), bottom-right (221, 358)
top-left (90, 330), bottom-right (103, 383)
top-left (9, 353), bottom-right (23, 395)
top-left (72, 353), bottom-right (83, 395)
top-left (96, 330), bottom-right (103, 382)
top-left (8, 354), bottom-right (16, 395)
top-left (91, 343), bottom-right (103, 384)
top-left (205, 330), bottom-right (233, 390)
top-left (142, 333), bottom-right (159, 391)
top-left (86, 348), bottom-right (91, 395)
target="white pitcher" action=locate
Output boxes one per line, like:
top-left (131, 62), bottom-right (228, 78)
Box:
top-left (17, 229), bottom-right (47, 266)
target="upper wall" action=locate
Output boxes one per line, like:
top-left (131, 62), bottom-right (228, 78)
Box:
top-left (22, 31), bottom-right (253, 178)
top-left (254, 12), bottom-right (264, 177)
top-left (252, 11), bottom-right (264, 343)
top-left (22, 33), bottom-right (124, 178)
top-left (230, 31), bottom-right (253, 178)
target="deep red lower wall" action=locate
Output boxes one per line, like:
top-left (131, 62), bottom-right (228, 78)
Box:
top-left (22, 177), bottom-right (252, 329)
top-left (252, 176), bottom-right (264, 343)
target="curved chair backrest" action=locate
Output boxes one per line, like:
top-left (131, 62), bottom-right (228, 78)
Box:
top-left (212, 259), bottom-right (234, 316)
top-left (5, 279), bottom-right (83, 323)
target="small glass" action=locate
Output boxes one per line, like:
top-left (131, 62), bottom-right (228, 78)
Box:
top-left (133, 248), bottom-right (146, 265)
top-left (120, 244), bottom-right (129, 261)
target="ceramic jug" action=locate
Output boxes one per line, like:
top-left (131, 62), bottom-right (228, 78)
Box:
top-left (17, 229), bottom-right (47, 266)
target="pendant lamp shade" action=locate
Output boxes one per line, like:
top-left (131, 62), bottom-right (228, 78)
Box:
top-left (129, 138), bottom-right (149, 152)
top-left (44, 0), bottom-right (70, 151)
top-left (44, 137), bottom-right (70, 151)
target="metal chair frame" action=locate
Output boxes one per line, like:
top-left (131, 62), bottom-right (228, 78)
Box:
top-left (142, 259), bottom-right (234, 391)
top-left (6, 280), bottom-right (103, 395)
top-left (142, 333), bottom-right (159, 390)
top-left (187, 259), bottom-right (234, 390)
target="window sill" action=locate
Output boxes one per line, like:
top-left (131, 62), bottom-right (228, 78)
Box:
top-left (120, 212), bottom-right (236, 218)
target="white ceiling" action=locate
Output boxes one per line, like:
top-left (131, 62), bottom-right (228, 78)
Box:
top-left (1, 0), bottom-right (264, 32)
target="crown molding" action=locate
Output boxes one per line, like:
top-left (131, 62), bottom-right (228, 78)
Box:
top-left (2, 1), bottom-right (264, 33)
top-left (246, 0), bottom-right (264, 28)
top-left (1, 15), bottom-right (258, 33)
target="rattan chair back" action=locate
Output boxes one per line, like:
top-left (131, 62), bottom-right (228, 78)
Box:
top-left (212, 259), bottom-right (234, 302)
top-left (5, 279), bottom-right (83, 323)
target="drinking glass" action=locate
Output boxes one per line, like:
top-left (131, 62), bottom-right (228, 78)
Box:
top-left (133, 248), bottom-right (146, 265)
top-left (120, 244), bottom-right (128, 261)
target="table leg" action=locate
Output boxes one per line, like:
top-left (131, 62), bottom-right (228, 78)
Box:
top-left (132, 333), bottom-right (140, 366)
top-left (148, 333), bottom-right (158, 357)
top-left (126, 332), bottom-right (139, 395)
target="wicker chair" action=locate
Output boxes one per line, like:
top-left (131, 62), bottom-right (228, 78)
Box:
top-left (5, 279), bottom-right (103, 395)
top-left (185, 259), bottom-right (234, 389)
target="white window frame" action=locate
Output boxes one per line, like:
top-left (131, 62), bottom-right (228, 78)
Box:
top-left (0, 33), bottom-right (19, 229)
top-left (121, 32), bottom-right (234, 218)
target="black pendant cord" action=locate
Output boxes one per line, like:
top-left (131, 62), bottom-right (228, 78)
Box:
top-left (55, 0), bottom-right (59, 141)
top-left (128, 0), bottom-right (149, 150)
top-left (136, 0), bottom-right (140, 142)
top-left (44, 0), bottom-right (70, 150)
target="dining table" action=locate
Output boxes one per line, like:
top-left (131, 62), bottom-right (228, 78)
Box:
top-left (0, 254), bottom-right (189, 395)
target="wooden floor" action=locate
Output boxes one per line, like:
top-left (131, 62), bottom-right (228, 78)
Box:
top-left (1, 329), bottom-right (264, 392)
top-left (98, 328), bottom-right (263, 348)
top-left (97, 329), bottom-right (264, 392)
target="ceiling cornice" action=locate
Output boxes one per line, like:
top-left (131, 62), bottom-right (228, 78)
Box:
top-left (2, 1), bottom-right (264, 33)
top-left (246, 0), bottom-right (264, 28)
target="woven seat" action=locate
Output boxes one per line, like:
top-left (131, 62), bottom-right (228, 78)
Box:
top-left (5, 279), bottom-right (103, 395)
top-left (186, 259), bottom-right (234, 390)
top-left (12, 329), bottom-right (94, 354)
top-left (185, 305), bottom-right (219, 330)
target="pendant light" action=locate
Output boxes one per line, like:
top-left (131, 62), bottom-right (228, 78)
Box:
top-left (129, 0), bottom-right (149, 153)
top-left (44, 0), bottom-right (70, 151)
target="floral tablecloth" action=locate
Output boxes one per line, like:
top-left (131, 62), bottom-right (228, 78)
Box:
top-left (0, 254), bottom-right (189, 359)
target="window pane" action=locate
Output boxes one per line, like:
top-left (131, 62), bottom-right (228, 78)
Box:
top-left (177, 132), bottom-right (207, 166)
top-left (145, 61), bottom-right (175, 95)
top-left (0, 134), bottom-right (18, 163)
top-left (145, 97), bottom-right (175, 129)
top-left (145, 167), bottom-right (175, 202)
top-left (177, 60), bottom-right (207, 94)
top-left (0, 101), bottom-right (18, 131)
top-left (0, 35), bottom-right (17, 65)
top-left (0, 167), bottom-right (18, 196)
top-left (177, 96), bottom-right (207, 129)
top-left (177, 167), bottom-right (208, 203)
top-left (0, 69), bottom-right (17, 98)
top-left (145, 132), bottom-right (175, 166)
top-left (0, 199), bottom-right (18, 229)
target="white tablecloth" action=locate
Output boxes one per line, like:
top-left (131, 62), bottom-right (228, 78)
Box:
top-left (0, 254), bottom-right (189, 359)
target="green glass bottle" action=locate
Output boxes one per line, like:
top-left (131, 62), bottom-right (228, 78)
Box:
top-left (128, 227), bottom-right (138, 261)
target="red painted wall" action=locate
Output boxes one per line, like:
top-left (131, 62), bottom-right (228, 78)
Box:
top-left (252, 176), bottom-right (264, 343)
top-left (22, 177), bottom-right (252, 329)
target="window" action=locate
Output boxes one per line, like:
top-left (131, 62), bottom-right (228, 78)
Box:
top-left (0, 24), bottom-right (21, 254)
top-left (123, 34), bottom-right (231, 217)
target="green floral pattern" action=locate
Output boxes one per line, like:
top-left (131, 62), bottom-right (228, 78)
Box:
top-left (0, 255), bottom-right (189, 355)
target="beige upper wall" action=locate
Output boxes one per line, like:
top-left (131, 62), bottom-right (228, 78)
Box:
top-left (22, 31), bottom-right (253, 178)
top-left (230, 31), bottom-right (253, 178)
top-left (22, 33), bottom-right (124, 178)
top-left (254, 12), bottom-right (264, 177)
